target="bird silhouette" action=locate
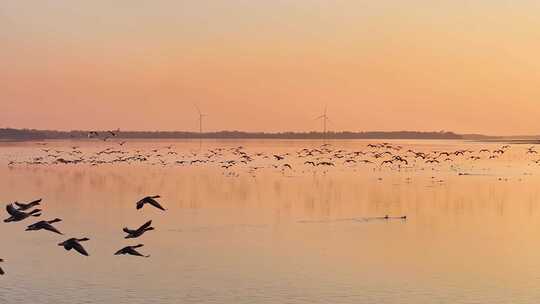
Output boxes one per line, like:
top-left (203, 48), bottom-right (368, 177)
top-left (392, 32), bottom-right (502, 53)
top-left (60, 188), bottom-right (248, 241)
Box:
top-left (26, 218), bottom-right (63, 234)
top-left (273, 155), bottom-right (284, 161)
top-left (136, 196), bottom-right (166, 211)
top-left (381, 160), bottom-right (393, 166)
top-left (123, 220), bottom-right (155, 239)
top-left (4, 204), bottom-right (41, 222)
top-left (115, 244), bottom-right (150, 257)
top-left (14, 199), bottom-right (42, 211)
top-left (58, 238), bottom-right (90, 256)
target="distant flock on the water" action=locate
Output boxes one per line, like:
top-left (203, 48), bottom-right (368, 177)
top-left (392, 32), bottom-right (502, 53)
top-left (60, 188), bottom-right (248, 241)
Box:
top-left (1, 195), bottom-right (166, 276)
top-left (5, 131), bottom-right (540, 175)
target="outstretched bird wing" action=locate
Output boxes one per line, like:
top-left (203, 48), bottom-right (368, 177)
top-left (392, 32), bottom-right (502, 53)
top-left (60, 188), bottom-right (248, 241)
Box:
top-left (14, 202), bottom-right (27, 209)
top-left (0, 266), bottom-right (4, 275)
top-left (146, 198), bottom-right (166, 211)
top-left (138, 220), bottom-right (153, 231)
top-left (114, 247), bottom-right (127, 255)
top-left (127, 248), bottom-right (148, 257)
top-left (28, 198), bottom-right (42, 206)
top-left (72, 242), bottom-right (89, 256)
top-left (43, 223), bottom-right (63, 235)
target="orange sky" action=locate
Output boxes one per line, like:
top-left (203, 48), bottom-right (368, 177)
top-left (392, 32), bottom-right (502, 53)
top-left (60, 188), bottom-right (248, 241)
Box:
top-left (2, 1), bottom-right (540, 135)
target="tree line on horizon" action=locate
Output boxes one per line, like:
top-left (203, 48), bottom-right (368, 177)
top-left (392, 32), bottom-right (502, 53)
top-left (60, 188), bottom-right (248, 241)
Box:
top-left (0, 128), bottom-right (470, 140)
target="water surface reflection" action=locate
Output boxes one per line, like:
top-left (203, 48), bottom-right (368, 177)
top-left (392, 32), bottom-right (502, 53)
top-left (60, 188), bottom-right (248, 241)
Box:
top-left (1, 140), bottom-right (540, 303)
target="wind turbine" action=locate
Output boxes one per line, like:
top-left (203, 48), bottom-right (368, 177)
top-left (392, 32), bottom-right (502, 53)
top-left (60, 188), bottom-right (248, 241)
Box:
top-left (194, 104), bottom-right (207, 136)
top-left (315, 106), bottom-right (330, 139)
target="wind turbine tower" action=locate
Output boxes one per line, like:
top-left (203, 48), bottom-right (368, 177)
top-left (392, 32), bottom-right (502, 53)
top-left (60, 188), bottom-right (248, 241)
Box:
top-left (195, 104), bottom-right (207, 136)
top-left (315, 106), bottom-right (330, 139)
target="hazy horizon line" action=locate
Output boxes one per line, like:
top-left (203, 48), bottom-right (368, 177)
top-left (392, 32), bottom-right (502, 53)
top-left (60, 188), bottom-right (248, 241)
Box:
top-left (2, 127), bottom-right (539, 138)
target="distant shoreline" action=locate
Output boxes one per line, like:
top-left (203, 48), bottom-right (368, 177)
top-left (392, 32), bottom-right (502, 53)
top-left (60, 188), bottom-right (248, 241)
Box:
top-left (0, 128), bottom-right (538, 142)
top-left (472, 139), bottom-right (540, 144)
top-left (0, 128), bottom-right (465, 141)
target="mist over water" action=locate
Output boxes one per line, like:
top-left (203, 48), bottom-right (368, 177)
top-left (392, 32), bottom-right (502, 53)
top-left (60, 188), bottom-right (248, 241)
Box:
top-left (2, 139), bottom-right (540, 303)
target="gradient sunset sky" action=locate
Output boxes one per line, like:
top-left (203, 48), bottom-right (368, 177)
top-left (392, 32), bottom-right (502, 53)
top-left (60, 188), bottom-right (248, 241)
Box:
top-left (2, 1), bottom-right (540, 135)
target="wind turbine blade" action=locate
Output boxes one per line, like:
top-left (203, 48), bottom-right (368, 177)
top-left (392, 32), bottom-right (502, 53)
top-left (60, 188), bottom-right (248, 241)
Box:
top-left (194, 103), bottom-right (201, 115)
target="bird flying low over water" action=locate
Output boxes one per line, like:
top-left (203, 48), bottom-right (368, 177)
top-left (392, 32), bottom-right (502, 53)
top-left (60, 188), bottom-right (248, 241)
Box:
top-left (381, 160), bottom-right (393, 166)
top-left (14, 199), bottom-right (42, 211)
top-left (58, 238), bottom-right (90, 256)
top-left (123, 220), bottom-right (155, 239)
top-left (0, 259), bottom-right (4, 275)
top-left (136, 196), bottom-right (166, 211)
top-left (115, 244), bottom-right (150, 257)
top-left (273, 155), bottom-right (284, 161)
top-left (26, 218), bottom-right (63, 234)
top-left (4, 204), bottom-right (41, 222)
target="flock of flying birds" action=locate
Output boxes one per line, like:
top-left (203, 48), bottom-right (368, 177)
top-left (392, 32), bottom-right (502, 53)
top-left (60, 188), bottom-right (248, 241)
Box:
top-left (0, 195), bottom-right (167, 276)
top-left (6, 131), bottom-right (540, 179)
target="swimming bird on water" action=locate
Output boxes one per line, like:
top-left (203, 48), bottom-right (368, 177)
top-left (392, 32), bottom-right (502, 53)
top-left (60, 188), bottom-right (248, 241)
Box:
top-left (4, 204), bottom-right (41, 222)
top-left (136, 196), bottom-right (166, 211)
top-left (58, 238), bottom-right (90, 256)
top-left (26, 218), bottom-right (63, 234)
top-left (123, 220), bottom-right (154, 239)
top-left (14, 199), bottom-right (42, 211)
top-left (115, 244), bottom-right (150, 257)
top-left (379, 215), bottom-right (406, 220)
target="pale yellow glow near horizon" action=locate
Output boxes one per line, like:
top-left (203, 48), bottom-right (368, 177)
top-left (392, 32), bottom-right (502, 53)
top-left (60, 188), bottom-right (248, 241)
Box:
top-left (1, 1), bottom-right (540, 135)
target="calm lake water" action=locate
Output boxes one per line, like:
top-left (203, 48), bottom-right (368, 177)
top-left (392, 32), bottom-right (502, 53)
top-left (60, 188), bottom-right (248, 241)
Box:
top-left (2, 139), bottom-right (540, 303)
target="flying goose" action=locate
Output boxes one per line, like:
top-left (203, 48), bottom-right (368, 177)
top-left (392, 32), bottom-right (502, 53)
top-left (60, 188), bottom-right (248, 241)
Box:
top-left (4, 204), bottom-right (41, 222)
top-left (273, 155), bottom-right (284, 161)
top-left (136, 196), bottom-right (166, 211)
top-left (58, 238), bottom-right (90, 256)
top-left (123, 220), bottom-right (154, 239)
top-left (26, 218), bottom-right (63, 234)
top-left (114, 244), bottom-right (150, 257)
